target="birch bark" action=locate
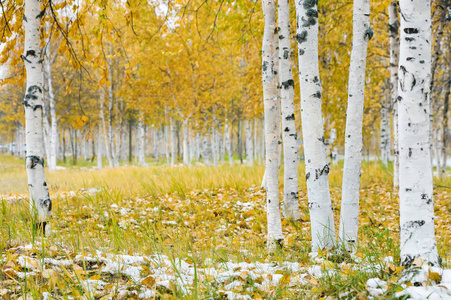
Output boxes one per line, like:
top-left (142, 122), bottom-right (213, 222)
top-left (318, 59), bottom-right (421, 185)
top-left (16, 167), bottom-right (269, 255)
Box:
top-left (339, 0), bottom-right (372, 250)
top-left (279, 0), bottom-right (299, 221)
top-left (138, 112), bottom-right (145, 166)
top-left (99, 88), bottom-right (113, 167)
top-left (225, 120), bottom-right (232, 165)
top-left (389, 1), bottom-right (400, 189)
top-left (245, 120), bottom-right (253, 166)
top-left (398, 0), bottom-right (439, 266)
top-left (22, 0), bottom-right (52, 233)
top-left (380, 82), bottom-right (391, 166)
top-left (262, 0), bottom-right (283, 248)
top-left (183, 119), bottom-right (190, 165)
top-left (295, 0), bottom-right (335, 251)
top-left (170, 117), bottom-right (176, 166)
top-left (97, 125), bottom-right (103, 169)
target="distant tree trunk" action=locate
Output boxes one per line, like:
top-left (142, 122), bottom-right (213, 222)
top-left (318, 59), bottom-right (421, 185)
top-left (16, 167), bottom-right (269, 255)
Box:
top-left (97, 125), bottom-right (103, 169)
top-left (339, 0), bottom-right (372, 251)
top-left (237, 120), bottom-right (243, 164)
top-left (107, 60), bottom-right (117, 167)
top-left (182, 119), bottom-right (190, 165)
top-left (43, 49), bottom-right (58, 171)
top-left (225, 119), bottom-right (232, 165)
top-left (381, 81), bottom-right (391, 166)
top-left (170, 117), bottom-right (176, 166)
top-left (330, 128), bottom-right (338, 164)
top-left (99, 88), bottom-right (113, 167)
top-left (164, 123), bottom-right (170, 165)
top-left (440, 55), bottom-right (450, 178)
top-left (398, 0), bottom-right (439, 266)
top-left (262, 0), bottom-right (283, 249)
top-left (279, 0), bottom-right (299, 221)
top-left (22, 0), bottom-right (51, 233)
top-left (389, 1), bottom-right (400, 189)
top-left (245, 120), bottom-right (253, 166)
top-left (296, 0), bottom-right (335, 251)
top-left (138, 112), bottom-right (145, 166)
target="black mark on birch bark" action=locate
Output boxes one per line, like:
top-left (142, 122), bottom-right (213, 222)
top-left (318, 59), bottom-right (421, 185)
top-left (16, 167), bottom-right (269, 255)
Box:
top-left (27, 156), bottom-right (45, 169)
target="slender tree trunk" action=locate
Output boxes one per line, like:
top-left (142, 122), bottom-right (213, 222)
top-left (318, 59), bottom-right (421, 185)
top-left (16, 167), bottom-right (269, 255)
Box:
top-left (330, 128), bottom-right (338, 164)
top-left (44, 54), bottom-right (58, 171)
top-left (97, 125), bottom-right (103, 169)
top-left (99, 88), bottom-right (113, 167)
top-left (381, 81), bottom-right (391, 166)
top-left (389, 1), bottom-right (400, 189)
top-left (22, 0), bottom-right (51, 233)
top-left (262, 0), bottom-right (283, 249)
top-left (225, 119), bottom-right (232, 165)
top-left (440, 61), bottom-right (450, 178)
top-left (237, 120), bottom-right (243, 164)
top-left (339, 0), bottom-right (372, 251)
top-left (138, 112), bottom-right (145, 166)
top-left (279, 0), bottom-right (299, 221)
top-left (296, 0), bottom-right (335, 251)
top-left (245, 120), bottom-right (253, 166)
top-left (398, 0), bottom-right (439, 266)
top-left (170, 117), bottom-right (176, 166)
top-left (183, 119), bottom-right (190, 165)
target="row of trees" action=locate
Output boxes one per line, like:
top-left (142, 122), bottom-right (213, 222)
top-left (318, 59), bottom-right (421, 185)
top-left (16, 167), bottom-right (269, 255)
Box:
top-left (261, 0), bottom-right (446, 266)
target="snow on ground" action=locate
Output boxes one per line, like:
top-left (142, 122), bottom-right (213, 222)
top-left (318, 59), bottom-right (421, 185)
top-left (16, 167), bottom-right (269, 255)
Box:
top-left (3, 242), bottom-right (451, 299)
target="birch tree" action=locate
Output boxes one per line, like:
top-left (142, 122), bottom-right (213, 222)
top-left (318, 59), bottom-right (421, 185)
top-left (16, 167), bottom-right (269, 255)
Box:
top-left (295, 0), bottom-right (335, 251)
top-left (262, 0), bottom-right (283, 248)
top-left (389, 1), bottom-right (400, 188)
top-left (279, 0), bottom-right (300, 221)
top-left (398, 0), bottom-right (439, 266)
top-left (23, 0), bottom-right (52, 234)
top-left (339, 0), bottom-right (372, 251)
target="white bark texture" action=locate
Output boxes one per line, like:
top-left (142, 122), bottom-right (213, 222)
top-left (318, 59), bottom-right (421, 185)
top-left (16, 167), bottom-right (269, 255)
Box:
top-left (245, 120), bottom-right (253, 166)
top-left (389, 1), bottom-right (400, 189)
top-left (170, 118), bottom-right (176, 166)
top-left (339, 0), bottom-right (372, 250)
top-left (279, 0), bottom-right (299, 221)
top-left (398, 0), bottom-right (439, 266)
top-left (183, 119), bottom-right (189, 165)
top-left (381, 86), bottom-right (391, 166)
top-left (138, 113), bottom-right (145, 165)
top-left (23, 0), bottom-right (52, 232)
top-left (97, 125), bottom-right (103, 169)
top-left (330, 128), bottom-right (338, 164)
top-left (225, 120), bottom-right (233, 165)
top-left (99, 88), bottom-right (113, 167)
top-left (295, 0), bottom-right (335, 251)
top-left (44, 50), bottom-right (58, 171)
top-left (262, 0), bottom-right (283, 248)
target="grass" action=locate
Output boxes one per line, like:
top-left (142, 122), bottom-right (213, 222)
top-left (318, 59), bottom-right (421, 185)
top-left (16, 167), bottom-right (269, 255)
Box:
top-left (0, 155), bottom-right (450, 299)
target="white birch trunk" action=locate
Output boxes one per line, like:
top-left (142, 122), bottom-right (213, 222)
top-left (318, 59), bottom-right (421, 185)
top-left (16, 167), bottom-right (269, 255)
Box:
top-left (43, 53), bottom-right (58, 171)
top-left (279, 0), bottom-right (299, 221)
top-left (225, 120), bottom-right (232, 165)
top-left (245, 120), bottom-right (253, 166)
top-left (296, 0), bottom-right (335, 251)
top-left (138, 112), bottom-right (145, 166)
top-left (212, 120), bottom-right (219, 166)
top-left (330, 128), bottom-right (338, 164)
top-left (170, 117), bottom-right (176, 166)
top-left (23, 0), bottom-right (51, 233)
top-left (97, 125), bottom-right (103, 169)
top-left (99, 88), bottom-right (113, 167)
top-left (381, 87), bottom-right (391, 166)
top-left (398, 0), bottom-right (439, 266)
top-left (389, 1), bottom-right (400, 189)
top-left (339, 0), bottom-right (372, 251)
top-left (164, 124), bottom-right (170, 165)
top-left (183, 119), bottom-right (190, 165)
top-left (262, 0), bottom-right (283, 248)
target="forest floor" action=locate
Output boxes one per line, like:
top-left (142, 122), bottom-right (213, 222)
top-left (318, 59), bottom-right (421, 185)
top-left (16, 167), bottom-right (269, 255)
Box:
top-left (1, 155), bottom-right (451, 299)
